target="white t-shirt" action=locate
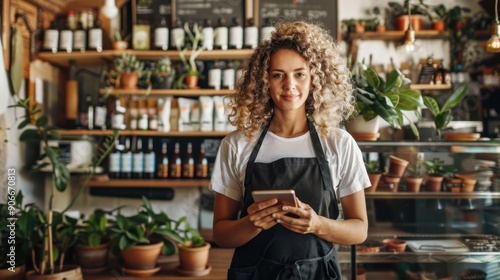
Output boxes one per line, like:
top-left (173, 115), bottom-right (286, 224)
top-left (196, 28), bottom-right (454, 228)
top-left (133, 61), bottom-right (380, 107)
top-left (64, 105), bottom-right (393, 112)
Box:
top-left (209, 127), bottom-right (370, 203)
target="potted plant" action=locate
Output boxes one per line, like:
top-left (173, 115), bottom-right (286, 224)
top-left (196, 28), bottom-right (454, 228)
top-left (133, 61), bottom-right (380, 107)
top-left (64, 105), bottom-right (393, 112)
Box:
top-left (175, 216), bottom-right (210, 275)
top-left (388, 0), bottom-right (430, 31)
top-left (109, 196), bottom-right (184, 276)
top-left (365, 160), bottom-right (382, 192)
top-left (349, 63), bottom-right (424, 139)
top-left (152, 56), bottom-right (175, 89)
top-left (404, 161), bottom-right (424, 192)
top-left (74, 209), bottom-right (117, 274)
top-left (9, 98), bottom-right (118, 279)
top-left (372, 7), bottom-right (386, 32)
top-left (174, 22), bottom-right (207, 89)
top-left (428, 4), bottom-right (447, 32)
top-left (423, 158), bottom-right (456, 192)
top-left (422, 84), bottom-right (468, 140)
top-left (111, 29), bottom-right (131, 50)
top-left (111, 53), bottom-right (150, 90)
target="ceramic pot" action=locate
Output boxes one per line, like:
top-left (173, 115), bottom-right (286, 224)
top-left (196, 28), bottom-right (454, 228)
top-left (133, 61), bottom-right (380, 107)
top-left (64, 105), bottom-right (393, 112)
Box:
top-left (383, 174), bottom-right (401, 192)
top-left (455, 174), bottom-right (477, 192)
top-left (396, 15), bottom-right (422, 31)
top-left (120, 71), bottom-right (139, 89)
top-left (25, 265), bottom-right (82, 280)
top-left (405, 177), bottom-right (423, 192)
top-left (185, 75), bottom-right (199, 89)
top-left (366, 173), bottom-right (382, 192)
top-left (356, 267), bottom-right (367, 280)
top-left (388, 155), bottom-right (409, 178)
top-left (121, 241), bottom-right (164, 270)
top-left (345, 115), bottom-right (380, 134)
top-left (113, 41), bottom-right (128, 50)
top-left (0, 264), bottom-right (25, 280)
top-left (426, 175), bottom-right (444, 192)
top-left (178, 242), bottom-right (211, 272)
top-left (432, 21), bottom-right (446, 32)
top-left (75, 243), bottom-right (110, 274)
top-left (382, 238), bottom-right (407, 252)
top-left (444, 177), bottom-right (462, 193)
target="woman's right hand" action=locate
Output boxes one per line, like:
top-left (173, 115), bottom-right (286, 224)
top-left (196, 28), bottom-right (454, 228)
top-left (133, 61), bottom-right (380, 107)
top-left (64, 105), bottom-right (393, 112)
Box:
top-left (246, 198), bottom-right (286, 230)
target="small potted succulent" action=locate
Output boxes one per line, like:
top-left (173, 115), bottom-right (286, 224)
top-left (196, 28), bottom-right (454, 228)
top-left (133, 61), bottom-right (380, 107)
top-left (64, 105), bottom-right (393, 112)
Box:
top-left (365, 160), bottom-right (382, 192)
top-left (404, 161), bottom-right (424, 192)
top-left (111, 29), bottom-right (131, 50)
top-left (424, 158), bottom-right (456, 192)
top-left (175, 217), bottom-right (210, 275)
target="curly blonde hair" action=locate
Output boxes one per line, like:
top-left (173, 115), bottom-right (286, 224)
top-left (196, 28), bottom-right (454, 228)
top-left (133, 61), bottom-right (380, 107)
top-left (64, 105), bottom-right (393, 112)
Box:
top-left (228, 20), bottom-right (354, 142)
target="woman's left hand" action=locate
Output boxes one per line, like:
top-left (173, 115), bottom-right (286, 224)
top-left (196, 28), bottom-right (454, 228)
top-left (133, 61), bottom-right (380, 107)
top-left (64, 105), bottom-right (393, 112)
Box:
top-left (273, 199), bottom-right (322, 235)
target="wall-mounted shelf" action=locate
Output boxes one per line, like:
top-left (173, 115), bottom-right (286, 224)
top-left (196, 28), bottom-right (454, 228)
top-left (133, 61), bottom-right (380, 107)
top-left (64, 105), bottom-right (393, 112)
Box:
top-left (365, 192), bottom-right (500, 199)
top-left (409, 84), bottom-right (452, 91)
top-left (349, 30), bottom-right (449, 41)
top-left (88, 179), bottom-right (210, 188)
top-left (100, 88), bottom-right (235, 96)
top-left (55, 130), bottom-right (230, 137)
top-left (37, 49), bottom-right (254, 67)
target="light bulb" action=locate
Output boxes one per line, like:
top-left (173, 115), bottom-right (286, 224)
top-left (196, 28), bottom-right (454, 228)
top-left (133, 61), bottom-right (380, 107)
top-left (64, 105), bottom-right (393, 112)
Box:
top-left (397, 29), bottom-right (419, 54)
top-left (487, 22), bottom-right (500, 52)
top-left (100, 0), bottom-right (118, 19)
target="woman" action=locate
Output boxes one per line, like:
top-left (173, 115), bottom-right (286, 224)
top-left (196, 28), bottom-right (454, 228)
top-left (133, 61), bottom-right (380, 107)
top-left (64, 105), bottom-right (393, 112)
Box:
top-left (210, 21), bottom-right (370, 279)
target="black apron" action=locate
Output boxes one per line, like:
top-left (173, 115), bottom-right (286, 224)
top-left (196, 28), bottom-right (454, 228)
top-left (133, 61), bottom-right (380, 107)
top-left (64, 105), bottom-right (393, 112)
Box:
top-left (228, 120), bottom-right (341, 280)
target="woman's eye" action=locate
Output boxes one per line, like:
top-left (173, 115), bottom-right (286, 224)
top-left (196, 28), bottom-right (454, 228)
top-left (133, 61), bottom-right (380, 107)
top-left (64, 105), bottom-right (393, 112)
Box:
top-left (272, 73), bottom-right (283, 78)
top-left (296, 73), bottom-right (305, 78)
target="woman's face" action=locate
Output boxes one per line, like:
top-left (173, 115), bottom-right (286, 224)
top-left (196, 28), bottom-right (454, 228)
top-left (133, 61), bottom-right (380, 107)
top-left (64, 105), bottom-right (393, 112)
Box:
top-left (268, 49), bottom-right (311, 113)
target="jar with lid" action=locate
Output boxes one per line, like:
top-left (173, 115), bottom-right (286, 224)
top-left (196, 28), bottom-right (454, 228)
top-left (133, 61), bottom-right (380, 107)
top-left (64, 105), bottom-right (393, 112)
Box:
top-left (138, 114), bottom-right (149, 130)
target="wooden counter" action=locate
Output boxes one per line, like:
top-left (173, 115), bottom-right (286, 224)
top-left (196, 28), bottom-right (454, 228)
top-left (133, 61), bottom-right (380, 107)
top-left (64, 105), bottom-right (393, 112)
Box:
top-left (86, 248), bottom-right (234, 280)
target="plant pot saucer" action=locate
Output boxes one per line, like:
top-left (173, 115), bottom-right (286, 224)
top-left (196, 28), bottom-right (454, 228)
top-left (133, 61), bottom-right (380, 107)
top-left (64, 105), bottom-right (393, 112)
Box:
top-left (122, 265), bottom-right (160, 277)
top-left (176, 264), bottom-right (212, 277)
top-left (444, 133), bottom-right (480, 141)
top-left (82, 265), bottom-right (107, 274)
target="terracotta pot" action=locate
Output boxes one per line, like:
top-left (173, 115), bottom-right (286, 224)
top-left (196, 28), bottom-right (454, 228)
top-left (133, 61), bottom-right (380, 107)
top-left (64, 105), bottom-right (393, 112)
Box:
top-left (366, 173), bottom-right (382, 192)
top-left (25, 265), bottom-right (82, 280)
top-left (375, 25), bottom-right (386, 32)
top-left (388, 155), bottom-right (409, 178)
top-left (354, 21), bottom-right (365, 33)
top-left (405, 177), bottom-right (423, 192)
top-left (185, 75), bottom-right (199, 89)
top-left (396, 15), bottom-right (422, 31)
top-left (0, 264), bottom-right (25, 280)
top-left (356, 267), bottom-right (367, 280)
top-left (75, 243), bottom-right (110, 273)
top-left (426, 175), bottom-right (444, 192)
top-left (383, 238), bottom-right (407, 252)
top-left (178, 242), bottom-right (211, 272)
top-left (120, 71), bottom-right (139, 89)
top-left (432, 20), bottom-right (446, 32)
top-left (383, 174), bottom-right (401, 192)
top-left (113, 41), bottom-right (129, 50)
top-left (121, 241), bottom-right (164, 270)
top-left (444, 177), bottom-right (462, 193)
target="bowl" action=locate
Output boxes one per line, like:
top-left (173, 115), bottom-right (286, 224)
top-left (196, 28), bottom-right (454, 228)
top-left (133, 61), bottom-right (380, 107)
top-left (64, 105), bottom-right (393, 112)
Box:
top-left (383, 238), bottom-right (407, 252)
top-left (356, 240), bottom-right (384, 253)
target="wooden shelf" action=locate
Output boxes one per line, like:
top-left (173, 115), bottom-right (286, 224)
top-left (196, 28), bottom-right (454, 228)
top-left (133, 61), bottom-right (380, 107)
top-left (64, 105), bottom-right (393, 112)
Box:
top-left (100, 88), bottom-right (235, 96)
top-left (349, 30), bottom-right (448, 41)
top-left (88, 179), bottom-right (211, 188)
top-left (365, 191), bottom-right (500, 199)
top-left (409, 84), bottom-right (452, 90)
top-left (37, 49), bottom-right (254, 67)
top-left (55, 130), bottom-right (230, 137)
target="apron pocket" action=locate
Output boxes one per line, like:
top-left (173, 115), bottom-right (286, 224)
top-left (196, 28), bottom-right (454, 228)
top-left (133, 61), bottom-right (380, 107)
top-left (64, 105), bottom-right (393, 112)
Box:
top-left (228, 265), bottom-right (257, 280)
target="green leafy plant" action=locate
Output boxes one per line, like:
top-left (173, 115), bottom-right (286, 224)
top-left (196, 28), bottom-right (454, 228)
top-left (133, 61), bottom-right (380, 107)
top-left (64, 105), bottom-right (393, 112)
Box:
top-left (111, 29), bottom-right (131, 42)
top-left (352, 62), bottom-right (425, 138)
top-left (174, 22), bottom-right (206, 89)
top-left (388, 0), bottom-right (430, 18)
top-left (365, 160), bottom-right (382, 174)
top-left (76, 209), bottom-right (119, 247)
top-left (8, 98), bottom-right (118, 275)
top-left (406, 161), bottom-right (424, 178)
top-left (176, 216), bottom-right (206, 248)
top-left (423, 158), bottom-right (456, 177)
top-left (422, 84), bottom-right (468, 139)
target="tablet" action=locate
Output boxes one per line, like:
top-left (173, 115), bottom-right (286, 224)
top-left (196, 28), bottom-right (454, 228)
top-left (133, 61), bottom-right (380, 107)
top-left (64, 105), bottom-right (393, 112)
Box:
top-left (251, 189), bottom-right (297, 207)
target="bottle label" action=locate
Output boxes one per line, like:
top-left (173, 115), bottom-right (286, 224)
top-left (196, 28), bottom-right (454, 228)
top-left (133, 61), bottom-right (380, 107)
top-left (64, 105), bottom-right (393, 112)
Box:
top-left (59, 30), bottom-right (73, 51)
top-left (215, 27), bottom-right (228, 49)
top-left (154, 27), bottom-right (169, 49)
top-left (208, 68), bottom-right (222, 90)
top-left (94, 106), bottom-right (106, 128)
top-left (202, 28), bottom-right (214, 50)
top-left (109, 152), bottom-right (121, 172)
top-left (88, 29), bottom-right (103, 49)
top-left (144, 153), bottom-right (156, 172)
top-left (195, 160), bottom-right (208, 178)
top-left (229, 26), bottom-right (243, 49)
top-left (121, 153), bottom-right (132, 172)
top-left (43, 30), bottom-right (59, 50)
top-left (73, 30), bottom-right (86, 50)
top-left (171, 28), bottom-right (185, 49)
top-left (260, 27), bottom-right (275, 44)
top-left (182, 158), bottom-right (194, 178)
top-left (133, 153), bottom-right (144, 173)
top-left (244, 26), bottom-right (258, 49)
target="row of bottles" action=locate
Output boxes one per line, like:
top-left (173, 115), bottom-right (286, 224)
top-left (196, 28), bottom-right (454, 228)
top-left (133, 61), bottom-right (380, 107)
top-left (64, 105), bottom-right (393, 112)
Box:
top-left (108, 137), bottom-right (209, 179)
top-left (42, 10), bottom-right (103, 53)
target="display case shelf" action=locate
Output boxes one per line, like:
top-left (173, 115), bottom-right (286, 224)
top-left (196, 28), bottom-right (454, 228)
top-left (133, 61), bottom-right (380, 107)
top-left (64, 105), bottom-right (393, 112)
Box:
top-left (55, 130), bottom-right (230, 137)
top-left (365, 192), bottom-right (500, 199)
top-left (37, 49), bottom-right (254, 67)
top-left (357, 140), bottom-right (500, 153)
top-left (99, 88), bottom-right (235, 96)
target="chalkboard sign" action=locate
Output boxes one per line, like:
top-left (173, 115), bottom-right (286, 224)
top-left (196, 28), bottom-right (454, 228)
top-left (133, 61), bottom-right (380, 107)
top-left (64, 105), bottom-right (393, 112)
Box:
top-left (257, 0), bottom-right (339, 40)
top-left (175, 0), bottom-right (245, 27)
top-left (133, 0), bottom-right (173, 28)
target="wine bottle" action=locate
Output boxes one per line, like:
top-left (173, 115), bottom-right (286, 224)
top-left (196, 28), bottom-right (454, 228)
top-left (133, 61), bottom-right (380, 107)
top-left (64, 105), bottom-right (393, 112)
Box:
top-left (157, 142), bottom-right (169, 178)
top-left (182, 142), bottom-right (194, 178)
top-left (144, 138), bottom-right (156, 179)
top-left (195, 143), bottom-right (208, 178)
top-left (132, 137), bottom-right (144, 179)
top-left (169, 142), bottom-right (181, 178)
top-left (120, 137), bottom-right (132, 179)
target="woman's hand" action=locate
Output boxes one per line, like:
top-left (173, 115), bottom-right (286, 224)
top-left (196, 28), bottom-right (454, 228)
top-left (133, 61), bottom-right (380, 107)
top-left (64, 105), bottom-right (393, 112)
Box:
top-left (273, 199), bottom-right (322, 235)
top-left (247, 198), bottom-right (287, 230)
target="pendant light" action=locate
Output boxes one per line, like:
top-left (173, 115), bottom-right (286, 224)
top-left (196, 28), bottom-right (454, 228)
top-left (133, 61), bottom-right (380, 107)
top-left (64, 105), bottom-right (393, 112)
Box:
top-left (100, 0), bottom-right (118, 19)
top-left (486, 0), bottom-right (500, 52)
top-left (399, 0), bottom-right (418, 54)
